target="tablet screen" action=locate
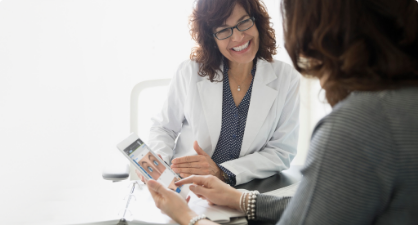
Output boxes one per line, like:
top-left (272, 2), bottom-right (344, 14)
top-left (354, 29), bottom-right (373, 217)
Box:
top-left (123, 139), bottom-right (180, 192)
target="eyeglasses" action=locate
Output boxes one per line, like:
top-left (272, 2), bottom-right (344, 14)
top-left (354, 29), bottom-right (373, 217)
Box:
top-left (213, 17), bottom-right (255, 40)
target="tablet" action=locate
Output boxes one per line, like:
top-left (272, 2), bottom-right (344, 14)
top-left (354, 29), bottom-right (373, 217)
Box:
top-left (117, 133), bottom-right (189, 198)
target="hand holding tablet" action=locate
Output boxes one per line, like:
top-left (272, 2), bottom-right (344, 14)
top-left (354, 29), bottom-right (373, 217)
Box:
top-left (117, 133), bottom-right (189, 198)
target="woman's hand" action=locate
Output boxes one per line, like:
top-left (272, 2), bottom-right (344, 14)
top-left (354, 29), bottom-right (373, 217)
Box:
top-left (171, 141), bottom-right (223, 179)
top-left (147, 180), bottom-right (196, 225)
top-left (175, 175), bottom-right (243, 211)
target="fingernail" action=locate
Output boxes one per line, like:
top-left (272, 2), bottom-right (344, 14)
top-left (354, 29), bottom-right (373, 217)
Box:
top-left (190, 185), bottom-right (195, 190)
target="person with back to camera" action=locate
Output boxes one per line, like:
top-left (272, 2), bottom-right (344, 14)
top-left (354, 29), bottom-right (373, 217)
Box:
top-left (139, 0), bottom-right (301, 186)
top-left (143, 0), bottom-right (418, 224)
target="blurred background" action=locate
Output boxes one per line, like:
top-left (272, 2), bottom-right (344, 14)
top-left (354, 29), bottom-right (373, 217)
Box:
top-left (0, 0), bottom-right (330, 224)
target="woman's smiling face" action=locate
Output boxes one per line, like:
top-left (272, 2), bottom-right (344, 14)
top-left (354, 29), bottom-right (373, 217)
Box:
top-left (214, 3), bottom-right (259, 64)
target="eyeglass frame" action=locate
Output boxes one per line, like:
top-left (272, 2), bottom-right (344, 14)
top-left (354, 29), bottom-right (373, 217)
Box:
top-left (212, 17), bottom-right (256, 40)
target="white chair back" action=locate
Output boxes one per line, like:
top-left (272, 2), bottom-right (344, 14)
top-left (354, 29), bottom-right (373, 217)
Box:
top-left (129, 78), bottom-right (171, 180)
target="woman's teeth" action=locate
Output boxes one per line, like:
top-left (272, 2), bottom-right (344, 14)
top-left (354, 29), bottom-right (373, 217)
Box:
top-left (232, 41), bottom-right (250, 51)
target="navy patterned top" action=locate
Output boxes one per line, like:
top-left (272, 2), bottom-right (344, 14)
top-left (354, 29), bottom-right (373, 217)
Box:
top-left (211, 61), bottom-right (256, 186)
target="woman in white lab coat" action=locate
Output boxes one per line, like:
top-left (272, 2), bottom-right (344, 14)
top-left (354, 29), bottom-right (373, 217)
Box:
top-left (147, 0), bottom-right (300, 186)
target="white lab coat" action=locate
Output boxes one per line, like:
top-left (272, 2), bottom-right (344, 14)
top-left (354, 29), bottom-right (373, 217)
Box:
top-left (148, 58), bottom-right (300, 185)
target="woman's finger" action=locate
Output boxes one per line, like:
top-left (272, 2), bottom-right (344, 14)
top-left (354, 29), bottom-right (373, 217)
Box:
top-left (148, 180), bottom-right (169, 196)
top-left (173, 167), bottom-right (208, 175)
top-left (147, 181), bottom-right (161, 205)
top-left (180, 173), bottom-right (192, 178)
top-left (147, 180), bottom-right (170, 210)
top-left (195, 193), bottom-right (203, 198)
top-left (193, 141), bottom-right (209, 157)
top-left (171, 162), bottom-right (204, 168)
top-left (197, 194), bottom-right (206, 200)
top-left (135, 170), bottom-right (147, 184)
top-left (189, 184), bottom-right (210, 197)
top-left (175, 175), bottom-right (211, 187)
top-left (171, 155), bottom-right (201, 164)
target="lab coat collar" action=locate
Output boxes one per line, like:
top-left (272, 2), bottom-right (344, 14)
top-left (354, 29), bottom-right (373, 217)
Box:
top-left (197, 58), bottom-right (278, 155)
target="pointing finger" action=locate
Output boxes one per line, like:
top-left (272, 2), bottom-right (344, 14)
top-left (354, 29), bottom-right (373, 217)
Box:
top-left (175, 175), bottom-right (212, 187)
top-left (189, 184), bottom-right (210, 198)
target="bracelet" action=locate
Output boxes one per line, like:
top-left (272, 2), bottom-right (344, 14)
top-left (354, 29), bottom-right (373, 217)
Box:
top-left (239, 192), bottom-right (245, 213)
top-left (243, 190), bottom-right (259, 220)
top-left (189, 214), bottom-right (210, 225)
top-left (240, 192), bottom-right (248, 213)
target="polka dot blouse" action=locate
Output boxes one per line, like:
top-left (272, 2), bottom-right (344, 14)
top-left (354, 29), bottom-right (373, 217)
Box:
top-left (211, 60), bottom-right (256, 186)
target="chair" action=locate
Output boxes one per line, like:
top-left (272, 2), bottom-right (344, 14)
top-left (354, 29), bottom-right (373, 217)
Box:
top-left (102, 79), bottom-right (171, 181)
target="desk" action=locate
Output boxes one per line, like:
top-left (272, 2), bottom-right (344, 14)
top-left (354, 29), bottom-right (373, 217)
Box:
top-left (99, 165), bottom-right (302, 225)
top-left (236, 165), bottom-right (302, 193)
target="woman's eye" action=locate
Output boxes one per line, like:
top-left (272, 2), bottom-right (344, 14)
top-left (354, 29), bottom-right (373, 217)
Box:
top-left (148, 166), bottom-right (153, 172)
top-left (218, 29), bottom-right (229, 34)
top-left (153, 160), bottom-right (159, 166)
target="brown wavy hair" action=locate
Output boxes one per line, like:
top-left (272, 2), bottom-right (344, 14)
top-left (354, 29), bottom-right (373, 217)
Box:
top-left (282, 0), bottom-right (418, 106)
top-left (189, 0), bottom-right (277, 82)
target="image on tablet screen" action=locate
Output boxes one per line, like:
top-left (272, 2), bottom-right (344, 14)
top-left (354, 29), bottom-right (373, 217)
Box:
top-left (123, 139), bottom-right (180, 191)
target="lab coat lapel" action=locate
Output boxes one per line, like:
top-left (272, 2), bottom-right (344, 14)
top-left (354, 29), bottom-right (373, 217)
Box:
top-left (240, 60), bottom-right (278, 156)
top-left (197, 75), bottom-right (223, 156)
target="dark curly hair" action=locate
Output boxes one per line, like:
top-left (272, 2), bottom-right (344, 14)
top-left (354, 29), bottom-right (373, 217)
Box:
top-left (189, 0), bottom-right (277, 82)
top-left (282, 0), bottom-right (418, 106)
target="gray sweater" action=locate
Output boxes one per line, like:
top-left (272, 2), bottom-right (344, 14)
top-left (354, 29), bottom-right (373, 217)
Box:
top-left (256, 87), bottom-right (418, 225)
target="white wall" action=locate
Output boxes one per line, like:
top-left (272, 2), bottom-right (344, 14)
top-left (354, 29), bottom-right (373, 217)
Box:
top-left (0, 1), bottom-right (330, 224)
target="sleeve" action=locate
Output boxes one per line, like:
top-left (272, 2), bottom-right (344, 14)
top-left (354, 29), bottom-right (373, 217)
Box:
top-left (276, 102), bottom-right (396, 225)
top-left (147, 62), bottom-right (189, 164)
top-left (220, 68), bottom-right (300, 185)
top-left (256, 195), bottom-right (292, 222)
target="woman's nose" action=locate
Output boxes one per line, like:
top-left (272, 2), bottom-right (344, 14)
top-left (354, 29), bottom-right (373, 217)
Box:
top-left (230, 28), bottom-right (245, 42)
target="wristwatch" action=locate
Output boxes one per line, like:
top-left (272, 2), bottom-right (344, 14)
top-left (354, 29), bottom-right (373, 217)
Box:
top-left (221, 170), bottom-right (229, 183)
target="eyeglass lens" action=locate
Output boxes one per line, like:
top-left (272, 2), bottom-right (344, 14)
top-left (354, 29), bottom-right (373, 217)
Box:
top-left (216, 18), bottom-right (254, 40)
